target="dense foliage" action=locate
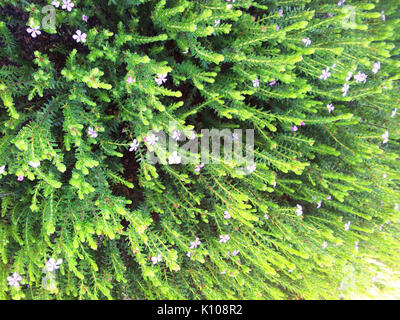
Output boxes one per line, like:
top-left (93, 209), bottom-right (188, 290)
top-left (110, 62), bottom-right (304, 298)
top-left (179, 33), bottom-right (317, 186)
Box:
top-left (0, 0), bottom-right (399, 300)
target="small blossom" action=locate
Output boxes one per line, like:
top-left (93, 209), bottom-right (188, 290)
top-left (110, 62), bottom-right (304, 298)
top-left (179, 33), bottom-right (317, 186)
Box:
top-left (168, 151), bottom-right (182, 165)
top-left (145, 134), bottom-right (158, 146)
top-left (186, 251), bottom-right (191, 258)
top-left (300, 121), bottom-right (305, 126)
top-left (331, 63), bottom-right (337, 68)
top-left (379, 224), bottom-right (383, 231)
top-left (171, 130), bottom-right (181, 141)
top-left (151, 254), bottom-right (162, 265)
top-left (382, 131), bottom-right (389, 144)
top-left (214, 20), bottom-right (220, 27)
top-left (231, 250), bottom-right (240, 256)
top-left (252, 78), bottom-right (260, 87)
top-left (319, 67), bottom-right (331, 80)
top-left (51, 0), bottom-right (60, 7)
top-left (219, 234), bottom-right (230, 243)
top-left (194, 163), bottom-right (205, 172)
top-left (338, 0), bottom-right (346, 6)
top-left (223, 211), bottom-right (231, 220)
top-left (269, 80), bottom-right (277, 86)
top-left (129, 139), bottom-right (140, 152)
top-left (381, 11), bottom-right (385, 22)
top-left (296, 204), bottom-right (303, 216)
top-left (395, 203), bottom-right (399, 211)
top-left (45, 258), bottom-right (63, 272)
top-left (326, 195), bottom-right (332, 200)
top-left (317, 201), bottom-right (322, 209)
top-left (18, 175), bottom-right (24, 181)
top-left (342, 83), bottom-right (350, 97)
top-left (26, 25), bottom-right (41, 38)
top-left (327, 103), bottom-right (335, 113)
top-left (382, 173), bottom-right (387, 179)
top-left (232, 133), bottom-right (239, 141)
top-left (344, 221), bottom-right (351, 231)
top-left (291, 125), bottom-right (298, 132)
top-left (264, 214), bottom-right (269, 220)
top-left (372, 61), bottom-right (381, 74)
top-left (82, 14), bottom-right (88, 22)
top-left (278, 9), bottom-right (283, 17)
top-left (345, 71), bottom-right (353, 81)
top-left (322, 241), bottom-right (328, 249)
top-left (391, 108), bottom-right (397, 118)
top-left (226, 4), bottom-right (232, 10)
top-left (126, 75), bottom-right (136, 84)
top-left (246, 164), bottom-right (256, 174)
top-left (72, 30), bottom-right (87, 43)
top-left (88, 127), bottom-right (97, 138)
top-left (0, 165), bottom-right (5, 174)
top-left (29, 161), bottom-right (40, 168)
top-left (62, 0), bottom-right (74, 11)
top-left (7, 273), bottom-right (22, 288)
top-left (275, 25), bottom-right (280, 31)
top-left (190, 238), bottom-right (201, 249)
top-left (154, 73), bottom-right (168, 85)
top-left (302, 38), bottom-right (311, 47)
top-left (328, 13), bottom-right (333, 18)
top-left (354, 71), bottom-right (367, 84)
top-left (354, 241), bottom-right (359, 251)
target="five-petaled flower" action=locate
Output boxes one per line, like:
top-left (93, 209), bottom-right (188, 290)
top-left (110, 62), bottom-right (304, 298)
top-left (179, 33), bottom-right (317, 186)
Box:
top-left (88, 127), bottom-right (97, 138)
top-left (151, 254), bottom-right (162, 265)
top-left (382, 131), bottom-right (389, 144)
top-left (372, 61), bottom-right (381, 74)
top-left (252, 78), bottom-right (260, 87)
top-left (45, 258), bottom-right (63, 272)
top-left (190, 238), bottom-right (201, 249)
top-left (51, 0), bottom-right (60, 8)
top-left (223, 211), bottom-right (231, 219)
top-left (194, 163), bottom-right (204, 172)
top-left (18, 175), bottom-right (24, 181)
top-left (291, 125), bottom-right (298, 132)
top-left (345, 71), bottom-right (353, 81)
top-left (145, 134), bottom-right (158, 146)
top-left (27, 25), bottom-right (41, 38)
top-left (7, 272), bottom-right (22, 288)
top-left (154, 73), bottom-right (168, 86)
top-left (354, 71), bottom-right (367, 84)
top-left (296, 204), bottom-right (303, 216)
top-left (168, 151), bottom-right (182, 165)
top-left (73, 30), bottom-right (87, 43)
top-left (62, 0), bottom-right (74, 11)
top-left (246, 164), bottom-right (256, 174)
top-left (29, 160), bottom-right (40, 168)
top-left (129, 139), bottom-right (140, 152)
top-left (214, 20), bottom-right (220, 27)
top-left (82, 14), bottom-right (88, 23)
top-left (327, 103), bottom-right (335, 113)
top-left (126, 75), bottom-right (136, 84)
top-left (171, 130), bottom-right (181, 141)
top-left (319, 67), bottom-right (331, 80)
top-left (302, 38), bottom-right (311, 47)
top-left (219, 234), bottom-right (230, 243)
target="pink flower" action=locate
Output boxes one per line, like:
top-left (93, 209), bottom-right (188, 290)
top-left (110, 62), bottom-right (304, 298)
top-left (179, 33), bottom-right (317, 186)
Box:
top-left (300, 121), bottom-right (305, 126)
top-left (194, 163), bottom-right (205, 172)
top-left (291, 125), bottom-right (298, 132)
top-left (126, 75), bottom-right (136, 84)
top-left (88, 127), bottom-right (98, 138)
top-left (252, 78), bottom-right (260, 87)
top-left (275, 25), bottom-right (280, 31)
top-left (18, 175), bottom-right (24, 181)
top-left (82, 14), bottom-right (88, 22)
top-left (381, 11), bottom-right (385, 22)
top-left (269, 80), bottom-right (277, 86)
top-left (278, 9), bottom-right (283, 17)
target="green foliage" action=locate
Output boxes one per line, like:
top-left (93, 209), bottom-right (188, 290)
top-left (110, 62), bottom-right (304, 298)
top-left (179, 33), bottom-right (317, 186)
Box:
top-left (0, 0), bottom-right (399, 300)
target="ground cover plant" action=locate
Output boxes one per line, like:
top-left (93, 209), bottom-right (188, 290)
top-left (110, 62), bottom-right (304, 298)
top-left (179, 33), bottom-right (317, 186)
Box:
top-left (0, 0), bottom-right (399, 300)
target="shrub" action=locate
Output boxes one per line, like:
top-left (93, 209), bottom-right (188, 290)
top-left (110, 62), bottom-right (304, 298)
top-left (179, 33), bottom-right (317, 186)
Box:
top-left (0, 0), bottom-right (399, 300)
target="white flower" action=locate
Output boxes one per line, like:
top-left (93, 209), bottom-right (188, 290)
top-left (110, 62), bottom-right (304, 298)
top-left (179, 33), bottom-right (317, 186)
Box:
top-left (51, 0), bottom-right (60, 8)
top-left (154, 73), bottom-right (168, 85)
top-left (62, 0), bottom-right (74, 11)
top-left (145, 134), bottom-right (158, 146)
top-left (317, 201), bottom-right (322, 208)
top-left (382, 173), bottom-right (387, 179)
top-left (168, 151), bottom-right (182, 165)
top-left (322, 241), bottom-right (328, 249)
top-left (72, 30), bottom-right (87, 43)
top-left (7, 272), bottom-right (22, 288)
top-left (327, 103), bottom-right (335, 113)
top-left (223, 211), bottom-right (231, 219)
top-left (219, 234), bottom-right (230, 243)
top-left (273, 180), bottom-right (276, 187)
top-left (171, 130), bottom-right (181, 141)
top-left (190, 238), bottom-right (201, 249)
top-left (29, 160), bottom-right (41, 168)
top-left (231, 250), bottom-right (240, 256)
top-left (354, 241), bottom-right (359, 251)
top-left (264, 214), bottom-right (269, 220)
top-left (129, 139), bottom-right (140, 152)
top-left (45, 258), bottom-right (63, 272)
top-left (88, 127), bottom-right (97, 138)
top-left (151, 254), bottom-right (162, 265)
top-left (246, 164), bottom-right (256, 174)
top-left (296, 204), bottom-right (303, 216)
top-left (214, 20), bottom-right (221, 27)
top-left (345, 71), bottom-right (353, 81)
top-left (186, 251), bottom-right (191, 258)
top-left (382, 131), bottom-right (389, 144)
top-left (354, 71), bottom-right (367, 84)
top-left (344, 221), bottom-right (351, 231)
top-left (395, 203), bottom-right (399, 211)
top-left (0, 165), bottom-right (5, 174)
top-left (319, 67), bottom-right (331, 80)
top-left (342, 83), bottom-right (349, 97)
top-left (232, 133), bottom-right (239, 141)
top-left (26, 25), bottom-right (41, 38)
top-left (302, 38), bottom-right (311, 47)
top-left (372, 61), bottom-right (381, 74)
top-left (391, 108), bottom-right (397, 118)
